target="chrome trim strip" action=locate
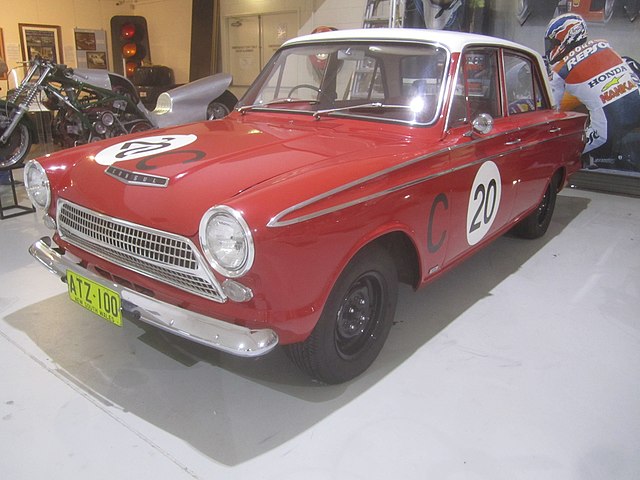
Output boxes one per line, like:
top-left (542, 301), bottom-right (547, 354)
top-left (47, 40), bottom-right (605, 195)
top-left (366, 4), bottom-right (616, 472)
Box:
top-left (268, 128), bottom-right (579, 227)
top-left (29, 238), bottom-right (278, 357)
top-left (57, 199), bottom-right (226, 303)
top-left (105, 166), bottom-right (169, 188)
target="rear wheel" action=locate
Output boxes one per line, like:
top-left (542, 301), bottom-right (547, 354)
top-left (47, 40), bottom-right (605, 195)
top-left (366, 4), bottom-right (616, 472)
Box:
top-left (0, 117), bottom-right (32, 169)
top-left (604, 0), bottom-right (615, 23)
top-left (286, 245), bottom-right (398, 384)
top-left (513, 176), bottom-right (558, 239)
top-left (207, 91), bottom-right (238, 120)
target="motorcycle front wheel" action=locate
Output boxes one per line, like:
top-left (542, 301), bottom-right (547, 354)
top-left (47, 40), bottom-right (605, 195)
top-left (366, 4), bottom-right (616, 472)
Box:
top-left (0, 117), bottom-right (32, 170)
top-left (206, 91), bottom-right (238, 120)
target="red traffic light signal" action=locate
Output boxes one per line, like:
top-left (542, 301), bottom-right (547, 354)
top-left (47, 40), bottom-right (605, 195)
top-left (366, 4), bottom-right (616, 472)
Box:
top-left (110, 16), bottom-right (151, 78)
top-left (120, 22), bottom-right (136, 40)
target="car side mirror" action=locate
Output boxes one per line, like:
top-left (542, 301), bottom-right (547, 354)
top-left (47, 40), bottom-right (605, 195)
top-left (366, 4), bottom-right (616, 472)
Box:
top-left (471, 113), bottom-right (494, 135)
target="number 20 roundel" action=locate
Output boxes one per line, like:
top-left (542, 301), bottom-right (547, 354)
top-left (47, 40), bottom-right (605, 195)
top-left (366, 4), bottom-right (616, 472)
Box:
top-left (466, 161), bottom-right (502, 246)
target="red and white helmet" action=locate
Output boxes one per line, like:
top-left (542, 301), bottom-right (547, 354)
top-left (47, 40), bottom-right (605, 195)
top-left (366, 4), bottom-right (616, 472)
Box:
top-left (544, 13), bottom-right (588, 65)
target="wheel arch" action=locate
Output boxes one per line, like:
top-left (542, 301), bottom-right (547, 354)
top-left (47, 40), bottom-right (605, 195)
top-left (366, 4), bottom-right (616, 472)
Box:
top-left (553, 166), bottom-right (567, 192)
top-left (339, 227), bottom-right (422, 291)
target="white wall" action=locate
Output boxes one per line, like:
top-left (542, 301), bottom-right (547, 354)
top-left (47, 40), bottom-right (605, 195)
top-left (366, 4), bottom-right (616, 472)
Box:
top-left (0, 0), bottom-right (193, 91)
top-left (0, 0), bottom-right (129, 91)
top-left (132, 0), bottom-right (192, 83)
top-left (219, 0), bottom-right (367, 97)
top-left (1, 0), bottom-right (367, 92)
top-left (302, 0), bottom-right (367, 32)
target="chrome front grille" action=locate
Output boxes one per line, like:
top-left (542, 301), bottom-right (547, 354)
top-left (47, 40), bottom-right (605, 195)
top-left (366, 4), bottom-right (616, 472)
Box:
top-left (57, 199), bottom-right (225, 302)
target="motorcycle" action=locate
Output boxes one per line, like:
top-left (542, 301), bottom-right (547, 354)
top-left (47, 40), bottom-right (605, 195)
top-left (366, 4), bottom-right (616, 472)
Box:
top-left (517, 0), bottom-right (640, 25)
top-left (583, 56), bottom-right (640, 172)
top-left (0, 57), bottom-right (237, 170)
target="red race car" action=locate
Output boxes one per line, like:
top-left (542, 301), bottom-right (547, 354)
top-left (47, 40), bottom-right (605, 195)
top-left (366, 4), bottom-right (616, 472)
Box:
top-left (26, 29), bottom-right (586, 383)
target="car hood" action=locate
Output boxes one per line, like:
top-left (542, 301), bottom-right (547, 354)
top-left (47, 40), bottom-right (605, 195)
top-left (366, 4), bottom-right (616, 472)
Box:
top-left (52, 114), bottom-right (424, 235)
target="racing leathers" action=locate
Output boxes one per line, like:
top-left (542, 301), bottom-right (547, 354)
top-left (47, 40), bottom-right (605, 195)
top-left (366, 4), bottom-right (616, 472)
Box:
top-left (549, 39), bottom-right (640, 156)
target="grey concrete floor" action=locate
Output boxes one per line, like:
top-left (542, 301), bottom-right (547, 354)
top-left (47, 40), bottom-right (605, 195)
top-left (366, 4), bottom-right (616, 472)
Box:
top-left (1, 178), bottom-right (639, 480)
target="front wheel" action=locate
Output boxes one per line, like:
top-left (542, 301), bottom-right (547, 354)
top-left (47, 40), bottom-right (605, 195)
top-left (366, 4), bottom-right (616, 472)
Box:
top-left (286, 245), bottom-right (398, 384)
top-left (126, 119), bottom-right (154, 135)
top-left (0, 117), bottom-right (32, 169)
top-left (207, 90), bottom-right (238, 120)
top-left (512, 176), bottom-right (558, 239)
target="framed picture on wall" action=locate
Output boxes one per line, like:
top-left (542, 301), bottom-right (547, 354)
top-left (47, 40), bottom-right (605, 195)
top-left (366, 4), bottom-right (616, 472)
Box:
top-left (86, 51), bottom-right (107, 69)
top-left (19, 23), bottom-right (63, 63)
top-left (0, 28), bottom-right (7, 80)
top-left (74, 28), bottom-right (108, 70)
top-left (75, 31), bottom-right (97, 51)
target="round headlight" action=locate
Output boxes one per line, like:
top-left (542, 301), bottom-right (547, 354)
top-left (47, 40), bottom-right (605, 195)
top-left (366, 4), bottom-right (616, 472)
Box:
top-left (24, 160), bottom-right (51, 210)
top-left (199, 206), bottom-right (254, 278)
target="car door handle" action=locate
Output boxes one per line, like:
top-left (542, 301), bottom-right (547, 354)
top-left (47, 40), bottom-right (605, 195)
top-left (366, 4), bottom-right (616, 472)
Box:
top-left (505, 138), bottom-right (521, 145)
top-left (549, 127), bottom-right (562, 133)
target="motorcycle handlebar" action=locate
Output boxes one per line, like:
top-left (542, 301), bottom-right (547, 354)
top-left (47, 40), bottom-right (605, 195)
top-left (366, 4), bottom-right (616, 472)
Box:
top-left (30, 55), bottom-right (69, 73)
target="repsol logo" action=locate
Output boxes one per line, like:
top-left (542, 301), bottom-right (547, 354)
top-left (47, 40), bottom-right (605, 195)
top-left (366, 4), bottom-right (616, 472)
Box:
top-left (588, 65), bottom-right (629, 88)
top-left (566, 41), bottom-right (608, 71)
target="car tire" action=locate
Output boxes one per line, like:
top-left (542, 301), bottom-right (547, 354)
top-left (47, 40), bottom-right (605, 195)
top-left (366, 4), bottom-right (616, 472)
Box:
top-left (0, 118), bottom-right (32, 170)
top-left (207, 91), bottom-right (238, 120)
top-left (286, 245), bottom-right (398, 384)
top-left (513, 176), bottom-right (558, 239)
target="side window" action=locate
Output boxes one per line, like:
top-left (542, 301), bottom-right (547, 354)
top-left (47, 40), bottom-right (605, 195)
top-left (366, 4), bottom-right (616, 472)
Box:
top-left (504, 52), bottom-right (550, 114)
top-left (532, 69), bottom-right (550, 110)
top-left (504, 53), bottom-right (535, 115)
top-left (448, 48), bottom-right (501, 128)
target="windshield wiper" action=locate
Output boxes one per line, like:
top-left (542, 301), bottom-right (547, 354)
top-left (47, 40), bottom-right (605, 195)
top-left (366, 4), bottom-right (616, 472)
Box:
top-left (312, 102), bottom-right (411, 119)
top-left (238, 98), bottom-right (319, 114)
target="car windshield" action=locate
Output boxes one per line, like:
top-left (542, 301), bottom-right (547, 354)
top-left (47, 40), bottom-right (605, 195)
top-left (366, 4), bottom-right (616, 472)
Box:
top-left (238, 41), bottom-right (448, 125)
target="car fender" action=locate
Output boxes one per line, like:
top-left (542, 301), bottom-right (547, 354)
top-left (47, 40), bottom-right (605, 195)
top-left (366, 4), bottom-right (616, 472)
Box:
top-left (336, 221), bottom-right (423, 286)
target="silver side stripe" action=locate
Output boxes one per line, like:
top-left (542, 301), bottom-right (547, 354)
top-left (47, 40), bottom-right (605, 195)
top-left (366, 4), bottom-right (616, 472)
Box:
top-left (268, 126), bottom-right (578, 228)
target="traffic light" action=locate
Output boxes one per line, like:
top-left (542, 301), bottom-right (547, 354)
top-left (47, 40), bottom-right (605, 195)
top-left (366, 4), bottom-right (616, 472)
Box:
top-left (110, 16), bottom-right (151, 78)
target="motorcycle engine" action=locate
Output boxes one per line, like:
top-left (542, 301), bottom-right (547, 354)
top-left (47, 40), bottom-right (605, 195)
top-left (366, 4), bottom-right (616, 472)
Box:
top-left (54, 107), bottom-right (130, 147)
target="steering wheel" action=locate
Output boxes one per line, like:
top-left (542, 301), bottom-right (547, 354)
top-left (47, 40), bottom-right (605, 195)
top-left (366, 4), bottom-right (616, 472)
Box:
top-left (287, 84), bottom-right (334, 105)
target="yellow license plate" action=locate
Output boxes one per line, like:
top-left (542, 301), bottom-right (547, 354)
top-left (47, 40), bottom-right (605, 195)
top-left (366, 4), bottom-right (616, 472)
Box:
top-left (67, 270), bottom-right (123, 326)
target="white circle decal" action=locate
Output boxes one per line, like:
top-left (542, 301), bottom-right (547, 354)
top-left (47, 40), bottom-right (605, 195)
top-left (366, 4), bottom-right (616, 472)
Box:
top-left (466, 161), bottom-right (502, 246)
top-left (94, 134), bottom-right (198, 166)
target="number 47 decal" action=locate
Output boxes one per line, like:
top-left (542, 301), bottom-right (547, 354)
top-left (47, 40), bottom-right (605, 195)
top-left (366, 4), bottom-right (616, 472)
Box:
top-left (466, 161), bottom-right (502, 246)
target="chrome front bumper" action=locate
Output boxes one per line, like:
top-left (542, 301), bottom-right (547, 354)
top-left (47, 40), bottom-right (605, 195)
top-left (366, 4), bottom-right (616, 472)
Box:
top-left (29, 237), bottom-right (279, 357)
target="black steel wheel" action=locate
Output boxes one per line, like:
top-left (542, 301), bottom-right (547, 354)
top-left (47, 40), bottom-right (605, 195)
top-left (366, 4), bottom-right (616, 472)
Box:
top-left (334, 271), bottom-right (387, 359)
top-left (0, 117), bottom-right (32, 169)
top-left (513, 176), bottom-right (558, 239)
top-left (286, 245), bottom-right (398, 384)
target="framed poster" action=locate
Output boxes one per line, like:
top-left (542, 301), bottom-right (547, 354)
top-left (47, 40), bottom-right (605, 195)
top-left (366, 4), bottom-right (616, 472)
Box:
top-left (0, 28), bottom-right (7, 80)
top-left (86, 51), bottom-right (107, 69)
top-left (74, 31), bottom-right (96, 51)
top-left (19, 23), bottom-right (63, 63)
top-left (74, 28), bottom-right (108, 70)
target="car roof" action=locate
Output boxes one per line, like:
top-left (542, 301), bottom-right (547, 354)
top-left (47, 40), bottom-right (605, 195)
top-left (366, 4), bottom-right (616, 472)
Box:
top-left (284, 27), bottom-right (540, 58)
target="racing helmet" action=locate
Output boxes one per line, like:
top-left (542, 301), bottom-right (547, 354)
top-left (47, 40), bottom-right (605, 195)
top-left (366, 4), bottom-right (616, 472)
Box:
top-left (544, 13), bottom-right (588, 65)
